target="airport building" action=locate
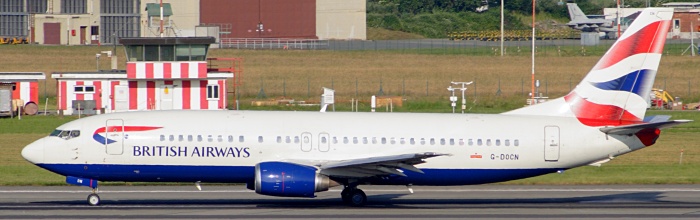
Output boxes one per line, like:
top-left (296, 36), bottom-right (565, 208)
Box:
top-left (51, 37), bottom-right (238, 115)
top-left (0, 0), bottom-right (366, 45)
top-left (0, 72), bottom-right (45, 115)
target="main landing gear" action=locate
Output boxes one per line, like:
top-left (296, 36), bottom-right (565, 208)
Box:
top-left (87, 188), bottom-right (100, 206)
top-left (340, 186), bottom-right (367, 206)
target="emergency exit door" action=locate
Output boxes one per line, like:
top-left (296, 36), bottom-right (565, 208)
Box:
top-left (105, 119), bottom-right (124, 155)
top-left (544, 126), bottom-right (560, 162)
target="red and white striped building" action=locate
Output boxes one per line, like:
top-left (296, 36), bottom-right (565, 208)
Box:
top-left (0, 72), bottom-right (45, 107)
top-left (53, 37), bottom-right (235, 115)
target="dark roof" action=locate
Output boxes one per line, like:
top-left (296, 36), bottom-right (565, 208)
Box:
top-left (146, 3), bottom-right (173, 17)
top-left (119, 37), bottom-right (215, 45)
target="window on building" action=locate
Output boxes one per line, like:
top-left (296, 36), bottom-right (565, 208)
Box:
top-left (190, 44), bottom-right (208, 61)
top-left (127, 45), bottom-right (144, 61)
top-left (175, 45), bottom-right (191, 61)
top-left (74, 85), bottom-right (95, 94)
top-left (61, 0), bottom-right (87, 14)
top-left (160, 45), bottom-right (174, 61)
top-left (144, 45), bottom-right (159, 61)
top-left (207, 84), bottom-right (219, 100)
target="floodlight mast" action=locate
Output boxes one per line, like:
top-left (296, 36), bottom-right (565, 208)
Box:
top-left (452, 81), bottom-right (473, 114)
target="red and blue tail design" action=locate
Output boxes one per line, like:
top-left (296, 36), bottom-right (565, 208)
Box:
top-left (505, 8), bottom-right (673, 127)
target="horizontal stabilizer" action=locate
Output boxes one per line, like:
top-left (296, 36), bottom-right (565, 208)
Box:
top-left (600, 120), bottom-right (692, 135)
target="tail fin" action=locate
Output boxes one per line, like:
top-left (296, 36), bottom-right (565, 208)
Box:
top-left (504, 8), bottom-right (673, 127)
top-left (566, 3), bottom-right (588, 21)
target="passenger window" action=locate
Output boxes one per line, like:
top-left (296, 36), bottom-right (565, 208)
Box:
top-left (343, 137), bottom-right (349, 144)
top-left (477, 139), bottom-right (483, 146)
top-left (197, 135), bottom-right (203, 142)
top-left (353, 137), bottom-right (358, 144)
top-left (400, 138), bottom-right (406, 145)
top-left (294, 136), bottom-right (299, 144)
top-left (217, 135), bottom-right (223, 142)
top-left (440, 138), bottom-right (446, 145)
top-left (390, 137), bottom-right (396, 145)
top-left (188, 135), bottom-right (193, 142)
top-left (420, 138), bottom-right (426, 145)
top-left (362, 137), bottom-right (368, 144)
top-left (276, 136), bottom-right (282, 143)
top-left (239, 136), bottom-right (245, 142)
top-left (505, 139), bottom-right (510, 146)
top-left (430, 138), bottom-right (436, 145)
top-left (410, 138), bottom-right (416, 145)
top-left (207, 135), bottom-right (213, 142)
top-left (321, 136), bottom-right (328, 144)
top-left (332, 137), bottom-right (338, 144)
top-left (303, 136), bottom-right (309, 144)
top-left (459, 139), bottom-right (464, 146)
top-left (259, 136), bottom-right (264, 143)
top-left (486, 139), bottom-right (491, 146)
top-left (468, 139), bottom-right (474, 146)
top-left (70, 130), bottom-right (80, 138)
top-left (496, 139), bottom-right (501, 146)
top-left (286, 136), bottom-right (292, 143)
top-left (372, 137), bottom-right (378, 144)
top-left (169, 135), bottom-right (174, 142)
top-left (381, 137), bottom-right (387, 144)
top-left (514, 139), bottom-right (519, 146)
top-left (160, 135), bottom-right (165, 141)
top-left (449, 138), bottom-right (455, 145)
top-left (179, 135), bottom-right (184, 142)
top-left (228, 135), bottom-right (234, 142)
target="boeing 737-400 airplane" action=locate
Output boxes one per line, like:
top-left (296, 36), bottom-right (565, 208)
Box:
top-left (22, 8), bottom-right (688, 206)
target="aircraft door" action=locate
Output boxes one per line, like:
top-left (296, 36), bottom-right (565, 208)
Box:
top-left (105, 119), bottom-right (124, 155)
top-left (544, 126), bottom-right (560, 162)
top-left (301, 132), bottom-right (312, 152)
top-left (318, 132), bottom-right (330, 152)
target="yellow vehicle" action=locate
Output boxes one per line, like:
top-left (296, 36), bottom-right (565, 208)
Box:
top-left (650, 88), bottom-right (677, 109)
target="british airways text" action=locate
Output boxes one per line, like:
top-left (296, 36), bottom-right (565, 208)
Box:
top-left (133, 146), bottom-right (251, 158)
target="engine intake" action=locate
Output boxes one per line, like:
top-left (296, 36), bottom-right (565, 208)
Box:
top-left (254, 161), bottom-right (337, 197)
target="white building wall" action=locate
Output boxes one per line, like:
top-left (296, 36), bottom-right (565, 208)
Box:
top-left (316, 0), bottom-right (367, 40)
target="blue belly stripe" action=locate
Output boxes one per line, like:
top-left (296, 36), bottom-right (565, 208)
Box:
top-left (37, 164), bottom-right (561, 185)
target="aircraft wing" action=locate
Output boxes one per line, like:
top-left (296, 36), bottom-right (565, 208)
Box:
top-left (314, 152), bottom-right (450, 178)
top-left (600, 120), bottom-right (692, 135)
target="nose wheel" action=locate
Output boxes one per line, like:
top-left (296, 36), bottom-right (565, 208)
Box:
top-left (87, 193), bottom-right (100, 206)
top-left (87, 188), bottom-right (100, 206)
top-left (340, 187), bottom-right (367, 206)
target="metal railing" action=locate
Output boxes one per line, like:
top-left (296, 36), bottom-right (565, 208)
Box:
top-left (219, 38), bottom-right (329, 50)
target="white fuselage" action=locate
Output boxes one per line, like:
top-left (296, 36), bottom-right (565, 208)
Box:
top-left (23, 110), bottom-right (644, 185)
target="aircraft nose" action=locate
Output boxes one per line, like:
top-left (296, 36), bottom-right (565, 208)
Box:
top-left (21, 138), bottom-right (45, 164)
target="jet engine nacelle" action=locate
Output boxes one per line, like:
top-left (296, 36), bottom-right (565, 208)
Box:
top-left (254, 161), bottom-right (337, 197)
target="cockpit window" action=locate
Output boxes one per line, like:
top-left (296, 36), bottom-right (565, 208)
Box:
top-left (50, 130), bottom-right (62, 136)
top-left (50, 130), bottom-right (81, 139)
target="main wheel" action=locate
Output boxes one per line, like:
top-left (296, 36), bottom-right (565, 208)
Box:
top-left (348, 189), bottom-right (367, 206)
top-left (340, 187), bottom-right (352, 204)
top-left (87, 193), bottom-right (100, 206)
